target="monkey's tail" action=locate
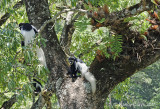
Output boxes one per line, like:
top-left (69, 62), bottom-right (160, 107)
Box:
top-left (84, 72), bottom-right (96, 94)
top-left (36, 46), bottom-right (47, 68)
top-left (76, 62), bottom-right (96, 94)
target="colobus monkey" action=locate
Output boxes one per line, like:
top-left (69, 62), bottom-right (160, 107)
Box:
top-left (68, 57), bottom-right (96, 94)
top-left (19, 23), bottom-right (47, 67)
top-left (21, 41), bottom-right (25, 47)
top-left (68, 57), bottom-right (82, 79)
top-left (19, 23), bottom-right (38, 46)
top-left (32, 79), bottom-right (42, 96)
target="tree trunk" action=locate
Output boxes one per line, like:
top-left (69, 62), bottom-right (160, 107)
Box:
top-left (23, 0), bottom-right (160, 109)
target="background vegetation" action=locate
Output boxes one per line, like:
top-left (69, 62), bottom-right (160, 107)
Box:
top-left (0, 0), bottom-right (159, 108)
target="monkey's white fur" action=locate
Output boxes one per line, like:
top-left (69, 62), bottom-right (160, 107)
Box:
top-left (36, 46), bottom-right (47, 67)
top-left (21, 28), bottom-right (35, 46)
top-left (20, 25), bottom-right (47, 67)
top-left (76, 62), bottom-right (96, 94)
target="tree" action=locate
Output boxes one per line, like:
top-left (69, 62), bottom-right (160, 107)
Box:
top-left (110, 60), bottom-right (160, 108)
top-left (1, 0), bottom-right (160, 108)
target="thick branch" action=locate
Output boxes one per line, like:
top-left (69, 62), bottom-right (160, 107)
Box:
top-left (0, 94), bottom-right (17, 109)
top-left (108, 0), bottom-right (154, 23)
top-left (37, 0), bottom-right (154, 34)
top-left (85, 1), bottom-right (160, 104)
top-left (0, 1), bottom-right (23, 26)
top-left (60, 12), bottom-right (81, 55)
top-left (60, 11), bottom-right (75, 54)
top-left (38, 8), bottom-right (87, 34)
top-left (88, 0), bottom-right (157, 80)
top-left (87, 0), bottom-right (154, 28)
top-left (37, 0), bottom-right (154, 57)
top-left (59, 2), bottom-right (84, 54)
top-left (89, 18), bottom-right (160, 105)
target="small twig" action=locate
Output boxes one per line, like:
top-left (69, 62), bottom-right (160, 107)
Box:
top-left (38, 8), bottom-right (88, 34)
top-left (13, 50), bottom-right (21, 62)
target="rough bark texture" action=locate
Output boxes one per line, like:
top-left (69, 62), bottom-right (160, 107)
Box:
top-left (22, 0), bottom-right (160, 109)
top-left (24, 0), bottom-right (69, 108)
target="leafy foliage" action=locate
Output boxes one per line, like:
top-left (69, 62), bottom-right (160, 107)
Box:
top-left (0, 0), bottom-right (15, 12)
top-left (0, 0), bottom-right (159, 108)
top-left (71, 16), bottom-right (122, 63)
top-left (0, 22), bottom-right (48, 108)
top-left (107, 60), bottom-right (160, 108)
top-left (127, 12), bottom-right (151, 34)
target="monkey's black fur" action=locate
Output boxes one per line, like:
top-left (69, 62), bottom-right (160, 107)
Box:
top-left (68, 57), bottom-right (83, 81)
top-left (19, 23), bottom-right (38, 47)
top-left (67, 57), bottom-right (96, 93)
top-left (32, 79), bottom-right (42, 96)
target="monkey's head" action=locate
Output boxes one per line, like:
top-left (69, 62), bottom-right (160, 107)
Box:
top-left (68, 57), bottom-right (77, 65)
top-left (19, 23), bottom-right (33, 31)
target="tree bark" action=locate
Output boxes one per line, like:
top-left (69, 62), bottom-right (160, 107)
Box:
top-left (60, 2), bottom-right (83, 55)
top-left (23, 0), bottom-right (160, 109)
top-left (24, 0), bottom-right (69, 108)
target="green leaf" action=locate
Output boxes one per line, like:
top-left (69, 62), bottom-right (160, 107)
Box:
top-left (140, 35), bottom-right (147, 40)
top-left (95, 18), bottom-right (105, 23)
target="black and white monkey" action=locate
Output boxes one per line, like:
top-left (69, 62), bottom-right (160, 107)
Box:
top-left (19, 23), bottom-right (38, 46)
top-left (32, 79), bottom-right (42, 96)
top-left (19, 23), bottom-right (47, 67)
top-left (68, 57), bottom-right (96, 94)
